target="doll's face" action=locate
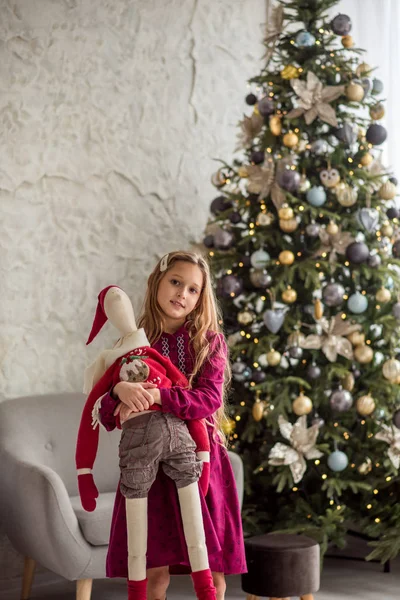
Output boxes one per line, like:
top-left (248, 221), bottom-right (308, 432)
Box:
top-left (157, 261), bottom-right (203, 332)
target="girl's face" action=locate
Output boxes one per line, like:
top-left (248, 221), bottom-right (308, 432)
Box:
top-left (157, 261), bottom-right (204, 332)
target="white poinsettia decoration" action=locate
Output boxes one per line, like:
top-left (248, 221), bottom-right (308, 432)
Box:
top-left (264, 4), bottom-right (285, 62)
top-left (301, 313), bottom-right (361, 362)
top-left (314, 226), bottom-right (355, 263)
top-left (269, 415), bottom-right (323, 483)
top-left (236, 113), bottom-right (264, 150)
top-left (375, 424), bottom-right (400, 469)
top-left (287, 72), bottom-right (345, 127)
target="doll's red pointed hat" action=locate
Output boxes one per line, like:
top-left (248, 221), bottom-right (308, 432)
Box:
top-left (86, 285), bottom-right (121, 345)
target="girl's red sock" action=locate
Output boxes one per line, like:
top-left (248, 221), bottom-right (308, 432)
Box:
top-left (191, 569), bottom-right (217, 600)
top-left (127, 578), bottom-right (147, 600)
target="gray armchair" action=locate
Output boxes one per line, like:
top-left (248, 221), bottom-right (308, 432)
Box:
top-left (0, 393), bottom-right (244, 600)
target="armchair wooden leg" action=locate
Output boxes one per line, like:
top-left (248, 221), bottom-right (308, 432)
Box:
top-left (246, 595), bottom-right (260, 600)
top-left (76, 578), bottom-right (93, 600)
top-left (301, 595), bottom-right (314, 600)
top-left (21, 557), bottom-right (36, 600)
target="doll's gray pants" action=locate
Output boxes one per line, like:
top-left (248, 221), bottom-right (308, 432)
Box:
top-left (119, 411), bottom-right (203, 499)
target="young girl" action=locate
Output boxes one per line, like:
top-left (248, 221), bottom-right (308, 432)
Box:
top-left (99, 251), bottom-right (247, 600)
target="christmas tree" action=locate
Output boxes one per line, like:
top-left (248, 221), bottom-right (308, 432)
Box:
top-left (204, 0), bottom-right (400, 562)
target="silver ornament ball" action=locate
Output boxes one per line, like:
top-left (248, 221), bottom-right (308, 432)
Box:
top-left (323, 282), bottom-right (345, 307)
top-left (330, 389), bottom-right (353, 412)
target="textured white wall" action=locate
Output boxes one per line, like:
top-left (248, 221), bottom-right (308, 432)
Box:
top-left (0, 0), bottom-right (266, 582)
top-left (1, 0), bottom-right (266, 400)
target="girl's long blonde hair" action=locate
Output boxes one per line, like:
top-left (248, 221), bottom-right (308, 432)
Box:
top-left (138, 251), bottom-right (231, 442)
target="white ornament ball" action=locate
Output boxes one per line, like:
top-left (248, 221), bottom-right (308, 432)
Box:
top-left (250, 249), bottom-right (271, 269)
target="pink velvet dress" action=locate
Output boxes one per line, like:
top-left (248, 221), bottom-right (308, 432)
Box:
top-left (99, 323), bottom-right (247, 576)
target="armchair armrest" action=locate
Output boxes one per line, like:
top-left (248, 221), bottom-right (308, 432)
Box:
top-left (228, 450), bottom-right (244, 511)
top-left (1, 456), bottom-right (92, 580)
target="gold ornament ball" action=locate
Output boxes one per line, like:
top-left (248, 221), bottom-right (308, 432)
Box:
top-left (358, 457), bottom-right (372, 475)
top-left (237, 309), bottom-right (255, 326)
top-left (336, 183), bottom-right (358, 207)
top-left (370, 103), bottom-right (385, 120)
top-left (381, 222), bottom-right (394, 237)
top-left (379, 181), bottom-right (397, 200)
top-left (281, 65), bottom-right (300, 79)
top-left (292, 392), bottom-right (313, 416)
top-left (238, 166), bottom-right (249, 178)
top-left (358, 126), bottom-right (367, 140)
top-left (222, 418), bottom-right (236, 435)
top-left (356, 62), bottom-right (371, 77)
top-left (348, 331), bottom-right (365, 346)
top-left (382, 358), bottom-right (400, 382)
top-left (252, 400), bottom-right (265, 422)
top-left (283, 131), bottom-right (299, 148)
top-left (267, 349), bottom-right (281, 366)
top-left (257, 212), bottom-right (274, 226)
top-left (360, 153), bottom-right (373, 167)
top-left (279, 250), bottom-right (295, 266)
top-left (279, 217), bottom-right (298, 233)
top-left (327, 221), bottom-right (339, 236)
top-left (354, 344), bottom-right (374, 364)
top-left (376, 287), bottom-right (391, 303)
top-left (346, 82), bottom-right (364, 102)
top-left (287, 331), bottom-right (305, 347)
top-left (211, 169), bottom-right (226, 188)
top-left (356, 393), bottom-right (376, 416)
top-left (342, 35), bottom-right (354, 48)
top-left (314, 298), bottom-right (324, 320)
top-left (282, 287), bottom-right (297, 304)
top-left (341, 372), bottom-right (355, 392)
top-left (269, 114), bottom-right (282, 136)
top-left (279, 204), bottom-right (294, 220)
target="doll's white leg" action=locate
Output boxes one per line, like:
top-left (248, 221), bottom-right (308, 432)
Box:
top-left (126, 496), bottom-right (148, 580)
top-left (177, 482), bottom-right (209, 572)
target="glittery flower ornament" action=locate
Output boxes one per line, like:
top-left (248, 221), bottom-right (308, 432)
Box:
top-left (287, 72), bottom-right (345, 127)
top-left (301, 313), bottom-right (361, 362)
top-left (375, 424), bottom-right (400, 469)
top-left (269, 415), bottom-right (323, 483)
top-left (314, 226), bottom-right (355, 263)
top-left (236, 113), bottom-right (264, 150)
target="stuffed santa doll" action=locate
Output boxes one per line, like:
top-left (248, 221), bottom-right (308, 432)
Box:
top-left (76, 286), bottom-right (216, 600)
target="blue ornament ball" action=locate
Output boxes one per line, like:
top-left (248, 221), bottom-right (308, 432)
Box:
top-left (372, 78), bottom-right (384, 95)
top-left (347, 291), bottom-right (368, 314)
top-left (307, 186), bottom-right (327, 207)
top-left (327, 450), bottom-right (349, 472)
top-left (296, 31), bottom-right (316, 47)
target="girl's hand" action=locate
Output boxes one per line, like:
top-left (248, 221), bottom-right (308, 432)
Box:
top-left (113, 381), bottom-right (157, 414)
top-left (114, 402), bottom-right (134, 423)
top-left (147, 388), bottom-right (162, 405)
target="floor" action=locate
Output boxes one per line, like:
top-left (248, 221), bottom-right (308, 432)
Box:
top-left (0, 557), bottom-right (399, 600)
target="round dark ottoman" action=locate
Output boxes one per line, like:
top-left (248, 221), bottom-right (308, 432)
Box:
top-left (241, 533), bottom-right (320, 600)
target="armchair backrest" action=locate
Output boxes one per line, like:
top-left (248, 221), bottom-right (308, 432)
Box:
top-left (0, 393), bottom-right (120, 496)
